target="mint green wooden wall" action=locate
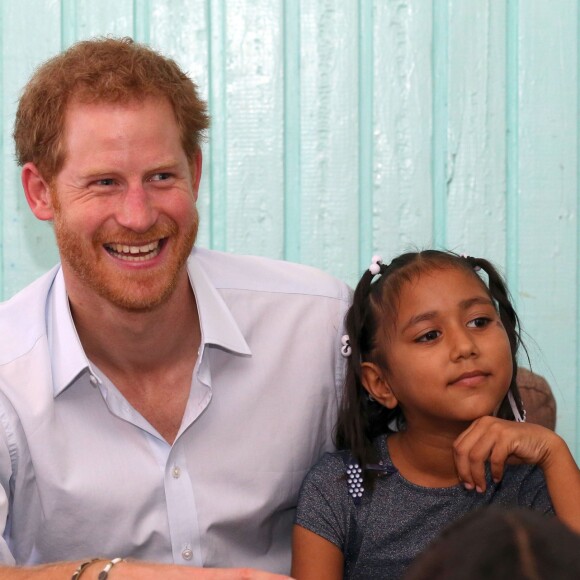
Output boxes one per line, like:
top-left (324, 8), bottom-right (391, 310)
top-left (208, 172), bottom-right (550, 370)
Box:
top-left (1, 0), bottom-right (579, 457)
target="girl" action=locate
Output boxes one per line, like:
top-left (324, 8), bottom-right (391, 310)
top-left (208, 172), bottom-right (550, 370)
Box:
top-left (292, 251), bottom-right (580, 580)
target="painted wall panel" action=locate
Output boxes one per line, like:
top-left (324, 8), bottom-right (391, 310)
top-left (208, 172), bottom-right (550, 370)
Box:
top-left (517, 0), bottom-right (579, 452)
top-left (1, 0), bottom-right (61, 299)
top-left (225, 0), bottom-right (285, 258)
top-left (373, 0), bottom-right (433, 259)
top-left (446, 0), bottom-right (507, 266)
top-left (0, 0), bottom-right (578, 456)
top-left (300, 0), bottom-right (359, 282)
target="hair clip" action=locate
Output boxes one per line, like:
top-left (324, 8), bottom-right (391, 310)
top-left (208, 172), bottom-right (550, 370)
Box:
top-left (369, 255), bottom-right (382, 276)
top-left (340, 335), bottom-right (352, 357)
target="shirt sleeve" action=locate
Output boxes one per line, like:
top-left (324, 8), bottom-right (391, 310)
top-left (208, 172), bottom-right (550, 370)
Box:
top-left (294, 452), bottom-right (350, 550)
top-left (0, 395), bottom-right (16, 565)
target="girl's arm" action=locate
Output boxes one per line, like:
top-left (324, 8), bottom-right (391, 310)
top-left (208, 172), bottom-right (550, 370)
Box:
top-left (452, 416), bottom-right (580, 533)
top-left (291, 525), bottom-right (344, 580)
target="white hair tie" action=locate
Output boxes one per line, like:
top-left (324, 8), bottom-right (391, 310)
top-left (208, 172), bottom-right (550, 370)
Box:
top-left (340, 334), bottom-right (352, 357)
top-left (369, 255), bottom-right (382, 276)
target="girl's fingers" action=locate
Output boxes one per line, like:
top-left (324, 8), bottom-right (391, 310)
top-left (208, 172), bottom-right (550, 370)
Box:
top-left (454, 417), bottom-right (507, 492)
top-left (454, 434), bottom-right (491, 492)
top-left (489, 443), bottom-right (508, 483)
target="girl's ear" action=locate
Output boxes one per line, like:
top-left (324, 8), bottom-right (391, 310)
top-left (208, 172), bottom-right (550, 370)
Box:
top-left (361, 362), bottom-right (399, 409)
top-left (21, 162), bottom-right (55, 221)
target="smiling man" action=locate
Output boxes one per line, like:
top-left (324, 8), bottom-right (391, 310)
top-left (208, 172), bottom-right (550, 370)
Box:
top-left (0, 38), bottom-right (350, 580)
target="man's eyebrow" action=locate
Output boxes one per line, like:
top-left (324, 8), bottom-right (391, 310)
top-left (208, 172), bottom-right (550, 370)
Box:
top-left (401, 296), bottom-right (494, 333)
top-left (79, 160), bottom-right (181, 178)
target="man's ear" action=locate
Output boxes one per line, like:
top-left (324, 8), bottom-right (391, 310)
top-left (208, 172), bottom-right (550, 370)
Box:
top-left (189, 149), bottom-right (202, 202)
top-left (21, 163), bottom-right (55, 221)
top-left (361, 362), bottom-right (399, 409)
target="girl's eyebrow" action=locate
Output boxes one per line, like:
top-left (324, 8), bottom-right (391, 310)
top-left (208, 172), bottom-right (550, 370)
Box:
top-left (459, 296), bottom-right (494, 310)
top-left (401, 296), bottom-right (494, 333)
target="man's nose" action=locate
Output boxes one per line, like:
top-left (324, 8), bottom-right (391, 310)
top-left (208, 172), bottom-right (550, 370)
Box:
top-left (115, 183), bottom-right (158, 232)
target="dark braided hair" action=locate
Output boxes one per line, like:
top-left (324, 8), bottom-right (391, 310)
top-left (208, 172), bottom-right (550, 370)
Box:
top-left (335, 250), bottom-right (527, 482)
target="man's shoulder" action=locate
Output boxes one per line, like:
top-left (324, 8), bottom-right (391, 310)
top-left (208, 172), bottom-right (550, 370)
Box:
top-left (0, 266), bottom-right (59, 364)
top-left (191, 247), bottom-right (352, 303)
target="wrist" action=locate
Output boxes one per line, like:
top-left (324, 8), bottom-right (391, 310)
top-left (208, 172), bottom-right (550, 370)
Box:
top-left (539, 433), bottom-right (569, 472)
top-left (70, 557), bottom-right (126, 580)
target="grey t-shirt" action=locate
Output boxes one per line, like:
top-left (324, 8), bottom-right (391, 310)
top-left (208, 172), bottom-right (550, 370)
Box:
top-left (295, 436), bottom-right (553, 579)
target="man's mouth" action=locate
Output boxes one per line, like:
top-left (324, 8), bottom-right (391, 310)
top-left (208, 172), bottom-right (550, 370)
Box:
top-left (104, 240), bottom-right (163, 262)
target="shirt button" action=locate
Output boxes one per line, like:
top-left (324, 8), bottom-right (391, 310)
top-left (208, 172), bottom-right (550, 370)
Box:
top-left (182, 549), bottom-right (193, 561)
top-left (172, 466), bottom-right (181, 479)
top-left (89, 374), bottom-right (98, 386)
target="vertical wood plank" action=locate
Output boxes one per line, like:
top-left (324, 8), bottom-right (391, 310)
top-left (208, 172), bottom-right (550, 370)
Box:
top-left (358, 0), bottom-right (373, 273)
top-left (372, 0), bottom-right (433, 262)
top-left (432, 0), bottom-right (448, 249)
top-left (446, 0), bottom-right (506, 266)
top-left (283, 0), bottom-right (301, 263)
top-left (1, 0), bottom-right (61, 300)
top-left (133, 0), bottom-right (151, 43)
top-left (72, 0), bottom-right (135, 40)
top-left (577, 0), bottom-right (580, 458)
top-left (506, 0), bottom-right (519, 294)
top-left (0, 1), bottom-right (4, 299)
top-left (225, 0), bottom-right (284, 258)
top-left (207, 0), bottom-right (227, 251)
top-left (517, 0), bottom-right (578, 451)
top-left (299, 0), bottom-right (359, 284)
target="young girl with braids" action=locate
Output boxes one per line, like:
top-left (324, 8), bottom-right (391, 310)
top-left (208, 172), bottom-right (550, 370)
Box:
top-left (291, 250), bottom-right (580, 580)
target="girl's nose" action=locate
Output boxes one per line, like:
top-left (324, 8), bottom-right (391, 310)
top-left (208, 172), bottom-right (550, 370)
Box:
top-left (449, 328), bottom-right (479, 360)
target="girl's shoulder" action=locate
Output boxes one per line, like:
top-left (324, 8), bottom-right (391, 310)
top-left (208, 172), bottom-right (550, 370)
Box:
top-left (302, 451), bottom-right (351, 489)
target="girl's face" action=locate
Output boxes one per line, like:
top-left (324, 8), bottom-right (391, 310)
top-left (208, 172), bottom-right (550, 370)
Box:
top-left (379, 266), bottom-right (513, 430)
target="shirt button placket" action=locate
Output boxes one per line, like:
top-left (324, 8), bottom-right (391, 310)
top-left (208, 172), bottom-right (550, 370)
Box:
top-left (165, 443), bottom-right (202, 566)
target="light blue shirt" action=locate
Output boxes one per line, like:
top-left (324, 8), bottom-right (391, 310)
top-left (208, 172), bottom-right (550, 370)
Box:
top-left (0, 247), bottom-right (350, 573)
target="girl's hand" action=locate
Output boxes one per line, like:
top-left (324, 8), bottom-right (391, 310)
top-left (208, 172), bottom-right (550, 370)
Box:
top-left (453, 416), bottom-right (580, 534)
top-left (452, 416), bottom-right (562, 493)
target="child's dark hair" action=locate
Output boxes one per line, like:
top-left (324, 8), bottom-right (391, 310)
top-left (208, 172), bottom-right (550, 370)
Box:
top-left (404, 507), bottom-right (580, 580)
top-left (335, 250), bottom-right (526, 477)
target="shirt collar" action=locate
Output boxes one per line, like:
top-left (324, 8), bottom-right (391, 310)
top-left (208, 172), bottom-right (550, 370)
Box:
top-left (48, 268), bottom-right (93, 398)
top-left (48, 253), bottom-right (251, 398)
top-left (186, 251), bottom-right (251, 355)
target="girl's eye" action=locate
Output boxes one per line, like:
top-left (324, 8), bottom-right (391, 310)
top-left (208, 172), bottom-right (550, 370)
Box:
top-left (416, 330), bottom-right (441, 343)
top-left (467, 317), bottom-right (491, 329)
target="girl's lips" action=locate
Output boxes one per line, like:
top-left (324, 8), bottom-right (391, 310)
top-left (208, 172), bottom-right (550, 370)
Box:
top-left (449, 371), bottom-right (489, 387)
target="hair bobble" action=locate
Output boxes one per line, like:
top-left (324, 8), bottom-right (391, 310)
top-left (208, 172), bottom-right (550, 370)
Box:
top-left (461, 253), bottom-right (481, 272)
top-left (341, 335), bottom-right (352, 357)
top-left (369, 255), bottom-right (382, 276)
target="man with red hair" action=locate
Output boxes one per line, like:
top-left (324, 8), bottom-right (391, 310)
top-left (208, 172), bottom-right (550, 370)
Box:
top-left (0, 37), bottom-right (349, 579)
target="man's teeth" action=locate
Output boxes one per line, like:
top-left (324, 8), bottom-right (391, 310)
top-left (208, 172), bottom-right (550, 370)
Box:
top-left (106, 241), bottom-right (161, 261)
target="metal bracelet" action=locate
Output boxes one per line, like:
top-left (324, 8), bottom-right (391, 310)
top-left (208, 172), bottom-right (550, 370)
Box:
top-left (71, 559), bottom-right (99, 580)
top-left (97, 557), bottom-right (125, 580)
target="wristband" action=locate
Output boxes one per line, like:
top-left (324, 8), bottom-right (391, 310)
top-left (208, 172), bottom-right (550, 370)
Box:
top-left (71, 559), bottom-right (99, 580)
top-left (98, 557), bottom-right (125, 580)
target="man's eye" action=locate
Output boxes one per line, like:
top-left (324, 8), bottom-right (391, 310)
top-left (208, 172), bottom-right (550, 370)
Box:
top-left (150, 173), bottom-right (173, 182)
top-left (95, 178), bottom-right (115, 186)
top-left (416, 330), bottom-right (440, 342)
top-left (467, 317), bottom-right (490, 328)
